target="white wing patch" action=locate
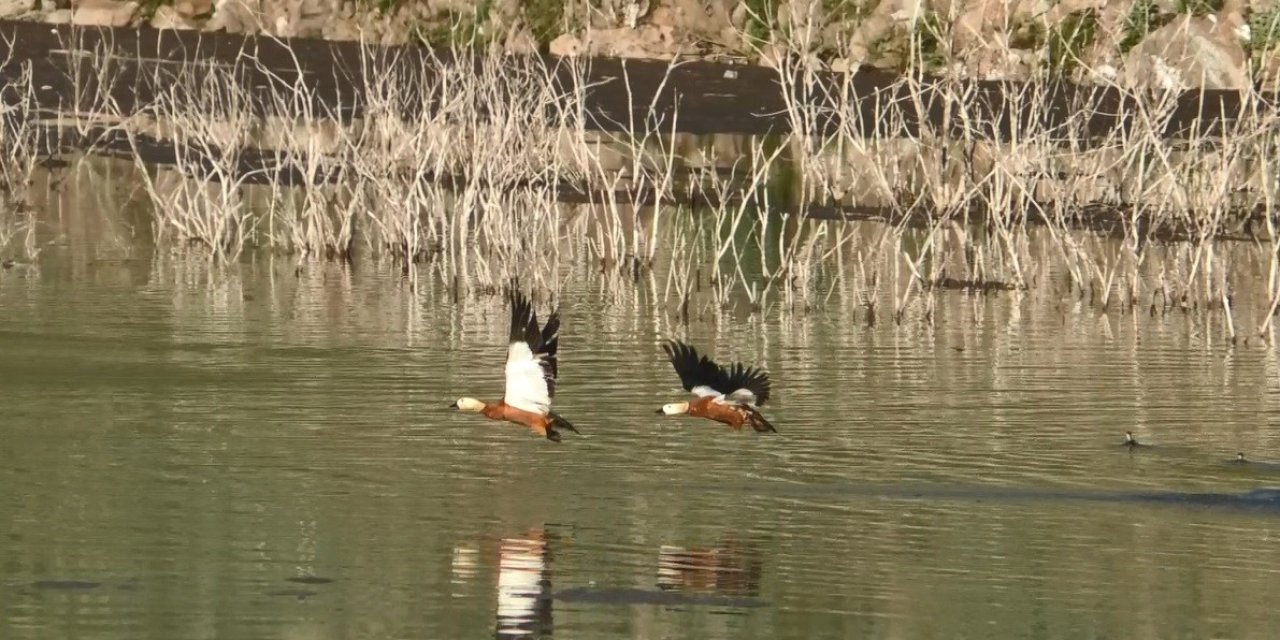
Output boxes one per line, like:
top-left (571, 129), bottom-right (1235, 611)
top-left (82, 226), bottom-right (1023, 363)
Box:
top-left (504, 342), bottom-right (552, 415)
top-left (690, 385), bottom-right (722, 399)
top-left (722, 388), bottom-right (758, 406)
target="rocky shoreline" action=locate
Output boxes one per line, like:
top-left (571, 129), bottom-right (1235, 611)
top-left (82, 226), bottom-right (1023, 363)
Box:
top-left (3, 1), bottom-right (1278, 89)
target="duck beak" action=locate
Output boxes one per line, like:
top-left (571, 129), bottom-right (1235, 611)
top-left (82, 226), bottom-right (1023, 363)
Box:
top-left (448, 401), bottom-right (459, 409)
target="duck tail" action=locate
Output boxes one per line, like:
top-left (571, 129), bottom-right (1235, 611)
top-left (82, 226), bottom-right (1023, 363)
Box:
top-left (749, 411), bottom-right (778, 434)
top-left (550, 412), bottom-right (579, 435)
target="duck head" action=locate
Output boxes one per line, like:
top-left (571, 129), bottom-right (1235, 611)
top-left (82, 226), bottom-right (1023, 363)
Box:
top-left (450, 397), bottom-right (486, 412)
top-left (656, 401), bottom-right (690, 416)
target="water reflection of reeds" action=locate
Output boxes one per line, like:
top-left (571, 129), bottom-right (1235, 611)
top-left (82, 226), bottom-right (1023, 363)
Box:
top-left (2, 27), bottom-right (1280, 336)
top-left (7, 255), bottom-right (1280, 638)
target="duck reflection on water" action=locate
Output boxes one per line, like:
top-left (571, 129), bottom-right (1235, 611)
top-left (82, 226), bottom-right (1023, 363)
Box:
top-left (495, 529), bottom-right (554, 639)
top-left (657, 538), bottom-right (763, 598)
top-left (460, 529), bottom-right (764, 638)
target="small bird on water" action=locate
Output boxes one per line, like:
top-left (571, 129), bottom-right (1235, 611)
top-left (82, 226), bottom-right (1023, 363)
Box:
top-left (1123, 431), bottom-right (1150, 449)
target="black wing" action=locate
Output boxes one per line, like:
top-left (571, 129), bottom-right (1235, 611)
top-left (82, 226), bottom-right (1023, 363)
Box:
top-left (661, 340), bottom-right (771, 406)
top-left (509, 290), bottom-right (560, 398)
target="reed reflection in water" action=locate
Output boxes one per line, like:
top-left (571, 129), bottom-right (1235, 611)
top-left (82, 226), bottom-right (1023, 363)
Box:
top-left (5, 242), bottom-right (1280, 639)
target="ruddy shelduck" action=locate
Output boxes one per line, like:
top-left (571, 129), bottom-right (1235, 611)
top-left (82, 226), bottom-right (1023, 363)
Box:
top-left (450, 291), bottom-right (579, 442)
top-left (656, 340), bottom-right (777, 433)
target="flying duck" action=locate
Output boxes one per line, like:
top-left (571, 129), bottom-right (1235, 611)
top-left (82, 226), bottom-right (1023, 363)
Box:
top-left (450, 291), bottom-right (579, 442)
top-left (656, 340), bottom-right (776, 433)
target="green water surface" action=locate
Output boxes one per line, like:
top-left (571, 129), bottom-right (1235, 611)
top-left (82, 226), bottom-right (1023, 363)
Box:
top-left (2, 248), bottom-right (1280, 640)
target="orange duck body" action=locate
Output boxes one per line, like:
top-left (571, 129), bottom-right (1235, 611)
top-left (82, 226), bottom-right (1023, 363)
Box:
top-left (686, 396), bottom-right (775, 432)
top-left (657, 340), bottom-right (777, 434)
top-left (479, 402), bottom-right (563, 440)
top-left (449, 291), bottom-right (579, 443)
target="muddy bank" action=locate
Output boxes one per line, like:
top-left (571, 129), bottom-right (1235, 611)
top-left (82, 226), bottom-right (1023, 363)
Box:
top-left (1, 20), bottom-right (1277, 141)
top-left (4, 1), bottom-right (1279, 91)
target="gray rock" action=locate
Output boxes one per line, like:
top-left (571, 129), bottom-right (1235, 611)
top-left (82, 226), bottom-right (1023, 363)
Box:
top-left (1122, 15), bottom-right (1250, 90)
top-left (0, 0), bottom-right (33, 19)
top-left (171, 0), bottom-right (211, 17)
top-left (150, 5), bottom-right (197, 29)
top-left (549, 33), bottom-right (583, 57)
top-left (205, 0), bottom-right (262, 33)
top-left (70, 0), bottom-right (137, 26)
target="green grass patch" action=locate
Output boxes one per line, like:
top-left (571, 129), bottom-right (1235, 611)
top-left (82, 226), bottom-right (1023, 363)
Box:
top-left (525, 0), bottom-right (566, 49)
top-left (1174, 0), bottom-right (1223, 17)
top-left (1119, 0), bottom-right (1174, 54)
top-left (821, 0), bottom-right (875, 24)
top-left (411, 1), bottom-right (495, 49)
top-left (1009, 19), bottom-right (1046, 50)
top-left (811, 0), bottom-right (876, 61)
top-left (136, 0), bottom-right (169, 21)
top-left (860, 12), bottom-right (949, 73)
top-left (865, 25), bottom-right (902, 66)
top-left (742, 0), bottom-right (780, 47)
top-left (1248, 7), bottom-right (1280, 81)
top-left (1047, 8), bottom-right (1098, 76)
top-left (911, 11), bottom-right (948, 71)
top-left (913, 12), bottom-right (946, 56)
top-left (1251, 7), bottom-right (1280, 51)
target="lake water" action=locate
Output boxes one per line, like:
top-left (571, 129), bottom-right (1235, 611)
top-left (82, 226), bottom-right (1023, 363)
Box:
top-left (5, 203), bottom-right (1280, 639)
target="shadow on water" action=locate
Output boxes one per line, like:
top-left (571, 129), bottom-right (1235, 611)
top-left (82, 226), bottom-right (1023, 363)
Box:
top-left (265, 576), bottom-right (335, 601)
top-left (552, 587), bottom-right (766, 609)
top-left (757, 481), bottom-right (1280, 514)
top-left (29, 580), bottom-right (101, 590)
top-left (13, 579), bottom-right (139, 597)
top-left (1116, 437), bottom-right (1280, 473)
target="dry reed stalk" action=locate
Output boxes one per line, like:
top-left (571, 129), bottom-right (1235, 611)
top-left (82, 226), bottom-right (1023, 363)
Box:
top-left (53, 26), bottom-right (126, 154)
top-left (121, 57), bottom-right (260, 260)
top-left (248, 34), bottom-right (354, 259)
top-left (15, 15), bottom-right (1280, 324)
top-left (0, 46), bottom-right (43, 258)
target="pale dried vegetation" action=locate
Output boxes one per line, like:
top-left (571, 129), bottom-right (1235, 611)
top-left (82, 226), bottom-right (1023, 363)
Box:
top-left (0, 33), bottom-right (41, 258)
top-left (0, 6), bottom-right (1279, 343)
